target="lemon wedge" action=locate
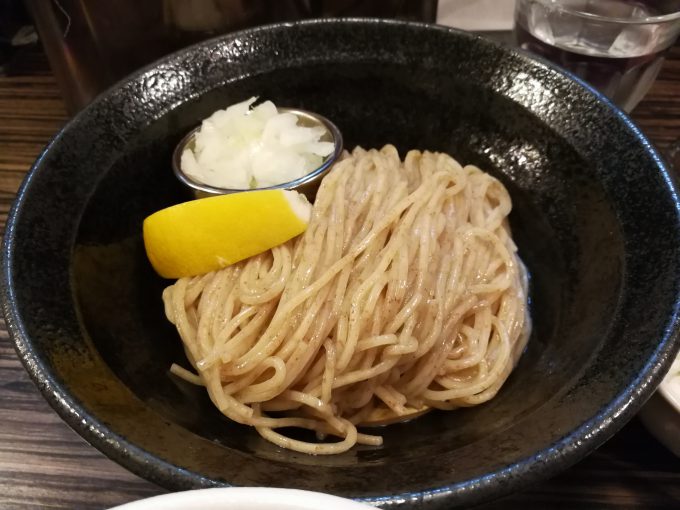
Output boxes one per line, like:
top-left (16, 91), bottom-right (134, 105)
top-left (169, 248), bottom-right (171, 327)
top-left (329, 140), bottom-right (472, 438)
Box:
top-left (143, 189), bottom-right (312, 279)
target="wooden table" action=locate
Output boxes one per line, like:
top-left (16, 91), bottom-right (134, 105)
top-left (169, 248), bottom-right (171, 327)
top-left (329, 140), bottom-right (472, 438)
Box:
top-left (1, 44), bottom-right (679, 510)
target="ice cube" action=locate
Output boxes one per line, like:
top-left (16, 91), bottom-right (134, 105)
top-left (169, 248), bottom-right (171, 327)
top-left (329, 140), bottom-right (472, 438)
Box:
top-left (609, 24), bottom-right (658, 58)
top-left (528, 2), bottom-right (555, 45)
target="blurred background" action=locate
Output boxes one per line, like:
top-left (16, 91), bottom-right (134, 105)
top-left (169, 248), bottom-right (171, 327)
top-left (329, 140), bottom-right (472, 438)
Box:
top-left (1, 0), bottom-right (679, 115)
top-left (0, 0), bottom-right (436, 113)
top-left (0, 0), bottom-right (518, 113)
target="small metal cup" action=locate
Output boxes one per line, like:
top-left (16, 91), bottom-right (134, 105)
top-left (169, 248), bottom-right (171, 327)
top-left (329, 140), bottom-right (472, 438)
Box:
top-left (172, 108), bottom-right (343, 201)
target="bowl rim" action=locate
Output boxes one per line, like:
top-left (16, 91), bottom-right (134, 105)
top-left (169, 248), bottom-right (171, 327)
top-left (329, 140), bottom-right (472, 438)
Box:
top-left (3, 17), bottom-right (680, 509)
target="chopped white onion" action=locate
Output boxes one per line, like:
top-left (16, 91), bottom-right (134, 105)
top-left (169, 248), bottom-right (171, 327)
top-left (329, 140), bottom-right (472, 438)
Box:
top-left (180, 97), bottom-right (335, 189)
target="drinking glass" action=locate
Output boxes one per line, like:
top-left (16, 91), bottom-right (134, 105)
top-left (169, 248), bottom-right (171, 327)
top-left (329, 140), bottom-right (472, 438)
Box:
top-left (514, 0), bottom-right (680, 112)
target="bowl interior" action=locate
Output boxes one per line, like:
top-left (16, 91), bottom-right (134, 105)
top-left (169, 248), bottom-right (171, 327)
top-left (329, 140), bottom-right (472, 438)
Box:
top-left (6, 20), bottom-right (680, 508)
top-left (74, 60), bottom-right (614, 461)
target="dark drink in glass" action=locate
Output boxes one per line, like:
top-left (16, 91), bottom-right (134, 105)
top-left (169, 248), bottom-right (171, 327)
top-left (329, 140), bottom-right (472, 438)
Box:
top-left (514, 0), bottom-right (680, 111)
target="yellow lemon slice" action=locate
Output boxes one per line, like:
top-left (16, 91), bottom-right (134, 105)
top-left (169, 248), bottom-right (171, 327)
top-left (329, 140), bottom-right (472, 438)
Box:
top-left (143, 189), bottom-right (312, 279)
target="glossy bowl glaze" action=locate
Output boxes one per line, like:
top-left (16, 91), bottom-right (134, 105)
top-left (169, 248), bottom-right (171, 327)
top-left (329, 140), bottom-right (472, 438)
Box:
top-left (3, 19), bottom-right (680, 509)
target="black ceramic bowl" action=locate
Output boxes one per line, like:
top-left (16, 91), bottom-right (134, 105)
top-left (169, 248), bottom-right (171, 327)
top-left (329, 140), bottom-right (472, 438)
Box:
top-left (3, 19), bottom-right (680, 509)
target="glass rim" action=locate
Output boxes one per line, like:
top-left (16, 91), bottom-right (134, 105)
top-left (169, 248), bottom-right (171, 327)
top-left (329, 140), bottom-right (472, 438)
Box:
top-left (530, 0), bottom-right (680, 25)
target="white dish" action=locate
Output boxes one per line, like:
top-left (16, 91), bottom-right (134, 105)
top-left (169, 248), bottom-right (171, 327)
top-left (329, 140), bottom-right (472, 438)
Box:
top-left (639, 355), bottom-right (680, 457)
top-left (110, 487), bottom-right (375, 510)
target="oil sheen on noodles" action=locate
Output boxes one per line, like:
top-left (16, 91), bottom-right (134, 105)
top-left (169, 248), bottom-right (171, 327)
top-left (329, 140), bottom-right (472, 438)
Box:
top-left (163, 145), bottom-right (531, 455)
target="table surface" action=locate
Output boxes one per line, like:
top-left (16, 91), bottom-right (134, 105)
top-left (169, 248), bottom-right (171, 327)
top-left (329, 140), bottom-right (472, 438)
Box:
top-left (1, 41), bottom-right (680, 510)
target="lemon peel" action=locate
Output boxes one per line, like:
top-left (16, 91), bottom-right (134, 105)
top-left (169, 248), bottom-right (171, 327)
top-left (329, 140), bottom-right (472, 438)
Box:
top-left (143, 189), bottom-right (311, 279)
